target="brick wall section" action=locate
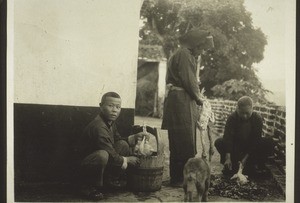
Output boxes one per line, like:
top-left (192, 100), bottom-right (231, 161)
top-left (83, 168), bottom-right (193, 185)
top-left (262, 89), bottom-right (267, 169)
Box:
top-left (209, 99), bottom-right (286, 174)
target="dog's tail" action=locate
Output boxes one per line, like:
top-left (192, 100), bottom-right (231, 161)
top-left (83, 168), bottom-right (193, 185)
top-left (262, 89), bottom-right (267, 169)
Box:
top-left (187, 172), bottom-right (196, 181)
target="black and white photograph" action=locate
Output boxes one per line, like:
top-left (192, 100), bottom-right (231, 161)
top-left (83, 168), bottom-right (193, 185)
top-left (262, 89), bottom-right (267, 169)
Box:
top-left (7, 0), bottom-right (296, 202)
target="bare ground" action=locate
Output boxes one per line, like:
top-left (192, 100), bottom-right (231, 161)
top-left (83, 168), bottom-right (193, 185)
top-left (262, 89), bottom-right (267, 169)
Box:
top-left (15, 116), bottom-right (285, 202)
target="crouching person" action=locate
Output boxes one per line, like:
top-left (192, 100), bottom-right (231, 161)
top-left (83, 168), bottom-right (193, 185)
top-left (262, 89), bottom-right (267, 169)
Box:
top-left (214, 96), bottom-right (275, 178)
top-left (77, 92), bottom-right (142, 200)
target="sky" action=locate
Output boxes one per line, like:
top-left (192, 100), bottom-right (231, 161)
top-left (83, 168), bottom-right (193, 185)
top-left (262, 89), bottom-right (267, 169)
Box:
top-left (243, 0), bottom-right (295, 106)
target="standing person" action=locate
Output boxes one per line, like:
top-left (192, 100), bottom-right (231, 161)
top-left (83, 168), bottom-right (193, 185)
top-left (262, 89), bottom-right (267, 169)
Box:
top-left (161, 29), bottom-right (214, 187)
top-left (214, 96), bottom-right (275, 177)
top-left (77, 92), bottom-right (145, 200)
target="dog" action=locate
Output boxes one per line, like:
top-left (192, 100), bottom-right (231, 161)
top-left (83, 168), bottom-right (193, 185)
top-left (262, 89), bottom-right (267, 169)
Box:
top-left (183, 157), bottom-right (211, 202)
top-left (183, 91), bottom-right (214, 202)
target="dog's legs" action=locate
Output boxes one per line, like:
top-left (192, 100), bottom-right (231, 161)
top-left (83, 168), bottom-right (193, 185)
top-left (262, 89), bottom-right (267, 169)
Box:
top-left (184, 193), bottom-right (188, 202)
top-left (188, 192), bottom-right (193, 202)
top-left (201, 178), bottom-right (210, 202)
top-left (196, 182), bottom-right (205, 202)
top-left (183, 189), bottom-right (192, 202)
top-left (183, 182), bottom-right (188, 202)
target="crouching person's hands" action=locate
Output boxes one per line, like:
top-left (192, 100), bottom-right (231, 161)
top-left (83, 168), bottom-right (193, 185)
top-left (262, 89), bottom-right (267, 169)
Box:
top-left (224, 158), bottom-right (232, 171)
top-left (127, 156), bottom-right (140, 166)
top-left (134, 132), bottom-right (150, 141)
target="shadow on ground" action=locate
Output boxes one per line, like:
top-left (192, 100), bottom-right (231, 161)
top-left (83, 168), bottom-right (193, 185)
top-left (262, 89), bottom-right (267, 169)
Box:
top-left (15, 116), bottom-right (285, 202)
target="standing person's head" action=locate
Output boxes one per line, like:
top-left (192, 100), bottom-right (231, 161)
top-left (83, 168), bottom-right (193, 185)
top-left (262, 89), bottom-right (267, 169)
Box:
top-left (236, 96), bottom-right (253, 121)
top-left (99, 92), bottom-right (121, 122)
top-left (179, 29), bottom-right (214, 56)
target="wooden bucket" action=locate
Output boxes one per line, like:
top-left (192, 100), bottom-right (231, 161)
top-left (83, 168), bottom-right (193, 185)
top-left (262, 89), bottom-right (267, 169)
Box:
top-left (127, 125), bottom-right (165, 192)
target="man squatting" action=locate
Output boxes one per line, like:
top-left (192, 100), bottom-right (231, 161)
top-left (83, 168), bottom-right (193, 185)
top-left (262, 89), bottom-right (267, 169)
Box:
top-left (215, 96), bottom-right (275, 177)
top-left (76, 92), bottom-right (148, 200)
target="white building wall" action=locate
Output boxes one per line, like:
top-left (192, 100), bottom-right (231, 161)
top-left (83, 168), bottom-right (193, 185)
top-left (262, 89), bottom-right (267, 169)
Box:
top-left (158, 60), bottom-right (167, 99)
top-left (13, 0), bottom-right (141, 108)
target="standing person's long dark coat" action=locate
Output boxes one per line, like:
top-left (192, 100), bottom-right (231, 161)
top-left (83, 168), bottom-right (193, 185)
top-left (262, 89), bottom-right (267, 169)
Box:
top-left (161, 47), bottom-right (202, 183)
top-left (161, 29), bottom-right (214, 184)
top-left (162, 47), bottom-right (201, 159)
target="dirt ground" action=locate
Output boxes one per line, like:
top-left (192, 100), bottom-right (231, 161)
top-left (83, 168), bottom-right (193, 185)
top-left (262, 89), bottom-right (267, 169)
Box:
top-left (15, 116), bottom-right (285, 202)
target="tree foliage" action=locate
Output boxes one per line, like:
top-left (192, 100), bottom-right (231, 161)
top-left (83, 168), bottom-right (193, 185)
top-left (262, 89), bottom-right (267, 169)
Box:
top-left (139, 0), bottom-right (269, 101)
top-left (211, 79), bottom-right (272, 104)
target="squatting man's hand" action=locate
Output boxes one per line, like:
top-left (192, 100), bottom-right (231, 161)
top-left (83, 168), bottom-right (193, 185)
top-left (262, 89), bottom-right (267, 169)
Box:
top-left (231, 161), bottom-right (248, 185)
top-left (127, 156), bottom-right (140, 166)
top-left (134, 132), bottom-right (150, 141)
top-left (240, 154), bottom-right (249, 167)
top-left (224, 153), bottom-right (232, 170)
top-left (128, 132), bottom-right (150, 147)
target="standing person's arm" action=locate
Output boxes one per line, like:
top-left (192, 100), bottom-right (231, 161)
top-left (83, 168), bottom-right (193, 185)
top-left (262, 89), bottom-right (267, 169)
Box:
top-left (177, 49), bottom-right (203, 105)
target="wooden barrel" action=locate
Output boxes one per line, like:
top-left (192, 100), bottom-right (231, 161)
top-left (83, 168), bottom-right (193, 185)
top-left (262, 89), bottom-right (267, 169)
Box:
top-left (127, 125), bottom-right (164, 192)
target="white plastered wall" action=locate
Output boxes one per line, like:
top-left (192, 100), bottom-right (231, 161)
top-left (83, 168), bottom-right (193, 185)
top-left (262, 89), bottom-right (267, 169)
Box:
top-left (14, 0), bottom-right (141, 108)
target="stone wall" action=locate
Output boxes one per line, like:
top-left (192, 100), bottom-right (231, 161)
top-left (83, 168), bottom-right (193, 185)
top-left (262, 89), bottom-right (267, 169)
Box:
top-left (209, 99), bottom-right (286, 173)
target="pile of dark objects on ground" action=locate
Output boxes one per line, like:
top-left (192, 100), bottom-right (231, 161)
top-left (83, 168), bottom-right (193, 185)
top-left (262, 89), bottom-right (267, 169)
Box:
top-left (209, 174), bottom-right (282, 201)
